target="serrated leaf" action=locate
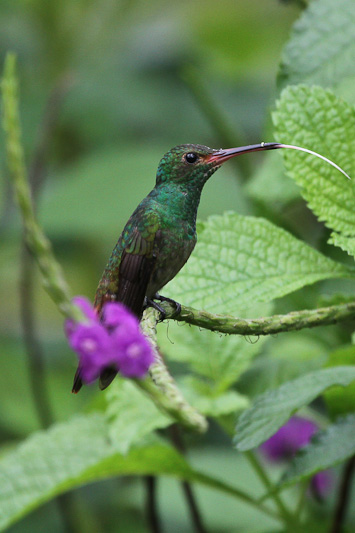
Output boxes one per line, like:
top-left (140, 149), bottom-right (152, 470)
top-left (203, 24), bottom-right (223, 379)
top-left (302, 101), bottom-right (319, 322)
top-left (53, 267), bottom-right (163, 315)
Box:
top-left (329, 233), bottom-right (355, 258)
top-left (273, 85), bottom-right (355, 238)
top-left (280, 414), bottom-right (355, 487)
top-left (0, 413), bottom-right (257, 531)
top-left (0, 413), bottom-right (187, 530)
top-left (157, 319), bottom-right (266, 393)
top-left (234, 366), bottom-right (355, 451)
top-left (105, 378), bottom-right (171, 454)
top-left (278, 0), bottom-right (355, 91)
top-left (164, 212), bottom-right (350, 315)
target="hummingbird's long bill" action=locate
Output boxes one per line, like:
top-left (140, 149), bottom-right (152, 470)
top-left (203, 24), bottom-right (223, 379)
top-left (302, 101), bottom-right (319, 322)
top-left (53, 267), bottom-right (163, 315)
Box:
top-left (207, 142), bottom-right (351, 180)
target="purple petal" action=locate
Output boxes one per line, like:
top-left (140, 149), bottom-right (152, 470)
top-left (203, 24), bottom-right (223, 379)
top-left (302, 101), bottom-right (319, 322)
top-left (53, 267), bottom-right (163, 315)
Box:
top-left (72, 296), bottom-right (97, 321)
top-left (117, 333), bottom-right (154, 378)
top-left (102, 302), bottom-right (139, 331)
top-left (310, 470), bottom-right (333, 501)
top-left (69, 322), bottom-right (113, 384)
top-left (260, 417), bottom-right (318, 462)
top-left (64, 319), bottom-right (76, 338)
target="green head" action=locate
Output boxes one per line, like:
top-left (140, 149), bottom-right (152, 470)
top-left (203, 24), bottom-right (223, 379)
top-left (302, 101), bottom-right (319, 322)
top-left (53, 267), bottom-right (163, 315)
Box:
top-left (155, 144), bottom-right (221, 187)
top-left (155, 142), bottom-right (351, 188)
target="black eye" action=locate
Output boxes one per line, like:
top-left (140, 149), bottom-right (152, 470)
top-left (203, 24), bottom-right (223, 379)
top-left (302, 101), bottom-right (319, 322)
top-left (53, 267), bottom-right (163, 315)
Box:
top-left (185, 152), bottom-right (199, 164)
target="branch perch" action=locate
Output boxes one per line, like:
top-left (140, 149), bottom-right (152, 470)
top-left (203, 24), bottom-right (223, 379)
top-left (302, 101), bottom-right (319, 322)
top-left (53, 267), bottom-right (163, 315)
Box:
top-left (161, 300), bottom-right (355, 336)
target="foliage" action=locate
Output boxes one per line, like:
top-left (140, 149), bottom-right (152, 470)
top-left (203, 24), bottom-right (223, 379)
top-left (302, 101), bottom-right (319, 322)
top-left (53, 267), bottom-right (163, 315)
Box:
top-left (0, 1), bottom-right (354, 532)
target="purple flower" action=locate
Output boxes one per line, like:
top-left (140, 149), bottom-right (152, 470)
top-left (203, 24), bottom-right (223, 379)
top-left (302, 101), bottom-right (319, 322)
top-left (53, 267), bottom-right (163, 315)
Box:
top-left (65, 296), bottom-right (98, 337)
top-left (260, 416), bottom-right (333, 500)
top-left (260, 417), bottom-right (318, 461)
top-left (72, 296), bottom-right (98, 321)
top-left (310, 470), bottom-right (333, 501)
top-left (115, 333), bottom-right (155, 379)
top-left (103, 302), bottom-right (139, 332)
top-left (65, 297), bottom-right (154, 384)
top-left (69, 322), bottom-right (111, 383)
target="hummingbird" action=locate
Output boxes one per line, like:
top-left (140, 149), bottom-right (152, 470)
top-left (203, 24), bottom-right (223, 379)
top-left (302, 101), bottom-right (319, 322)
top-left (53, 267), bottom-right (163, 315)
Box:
top-left (72, 142), bottom-right (350, 392)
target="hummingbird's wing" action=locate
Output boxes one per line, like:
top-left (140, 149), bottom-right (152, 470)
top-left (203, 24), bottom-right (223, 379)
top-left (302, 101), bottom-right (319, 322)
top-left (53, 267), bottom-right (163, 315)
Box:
top-left (72, 210), bottom-right (160, 393)
top-left (97, 214), bottom-right (160, 390)
top-left (115, 226), bottom-right (159, 317)
top-left (94, 208), bottom-right (160, 317)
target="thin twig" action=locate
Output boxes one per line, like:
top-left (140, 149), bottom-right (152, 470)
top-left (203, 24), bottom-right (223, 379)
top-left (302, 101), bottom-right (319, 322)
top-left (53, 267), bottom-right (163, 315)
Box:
top-left (330, 455), bottom-right (355, 533)
top-left (145, 475), bottom-right (162, 533)
top-left (20, 72), bottom-right (74, 428)
top-left (245, 452), bottom-right (294, 525)
top-left (20, 245), bottom-right (53, 428)
top-left (161, 300), bottom-right (355, 336)
top-left (15, 67), bottom-right (77, 532)
top-left (170, 425), bottom-right (207, 533)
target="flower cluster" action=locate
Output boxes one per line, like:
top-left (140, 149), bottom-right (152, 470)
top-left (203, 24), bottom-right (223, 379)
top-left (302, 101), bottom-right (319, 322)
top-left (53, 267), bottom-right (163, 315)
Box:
top-left (260, 416), bottom-right (332, 500)
top-left (65, 297), bottom-right (154, 384)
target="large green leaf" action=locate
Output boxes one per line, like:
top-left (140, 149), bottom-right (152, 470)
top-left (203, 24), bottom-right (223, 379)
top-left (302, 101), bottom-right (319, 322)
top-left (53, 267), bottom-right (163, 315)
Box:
top-left (105, 378), bottom-right (171, 454)
top-left (278, 0), bottom-right (355, 91)
top-left (164, 212), bottom-right (350, 315)
top-left (157, 318), bottom-right (267, 393)
top-left (234, 366), bottom-right (355, 451)
top-left (280, 414), bottom-right (355, 487)
top-left (0, 413), bottom-right (260, 531)
top-left (273, 85), bottom-right (355, 239)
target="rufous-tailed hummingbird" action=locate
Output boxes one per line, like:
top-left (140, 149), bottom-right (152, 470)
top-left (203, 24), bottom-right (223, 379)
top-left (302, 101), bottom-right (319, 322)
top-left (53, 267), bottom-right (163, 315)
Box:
top-left (72, 142), bottom-right (349, 392)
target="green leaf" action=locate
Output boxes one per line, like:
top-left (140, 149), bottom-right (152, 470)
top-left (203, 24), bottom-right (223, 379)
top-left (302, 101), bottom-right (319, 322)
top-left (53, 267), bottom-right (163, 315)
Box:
top-left (324, 345), bottom-right (355, 417)
top-left (273, 85), bottom-right (355, 238)
top-left (164, 212), bottom-right (350, 315)
top-left (157, 319), bottom-right (266, 393)
top-left (234, 366), bottom-right (355, 451)
top-left (280, 414), bottom-right (355, 487)
top-left (329, 233), bottom-right (355, 258)
top-left (0, 413), bottom-right (261, 531)
top-left (105, 378), bottom-right (171, 454)
top-left (278, 0), bottom-right (355, 91)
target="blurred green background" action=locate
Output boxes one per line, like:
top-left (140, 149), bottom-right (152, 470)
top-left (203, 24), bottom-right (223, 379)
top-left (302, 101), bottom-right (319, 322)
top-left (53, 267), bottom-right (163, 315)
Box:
top-left (3, 1), bottom-right (345, 531)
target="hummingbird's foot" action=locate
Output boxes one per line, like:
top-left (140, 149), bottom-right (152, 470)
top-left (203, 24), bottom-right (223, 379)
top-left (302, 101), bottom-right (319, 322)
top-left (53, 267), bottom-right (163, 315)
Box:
top-left (145, 297), bottom-right (167, 321)
top-left (144, 294), bottom-right (181, 321)
top-left (152, 293), bottom-right (182, 318)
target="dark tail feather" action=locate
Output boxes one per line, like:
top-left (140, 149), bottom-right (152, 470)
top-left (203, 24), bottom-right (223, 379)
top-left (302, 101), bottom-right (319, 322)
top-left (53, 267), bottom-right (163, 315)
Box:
top-left (72, 367), bottom-right (83, 394)
top-left (99, 366), bottom-right (117, 390)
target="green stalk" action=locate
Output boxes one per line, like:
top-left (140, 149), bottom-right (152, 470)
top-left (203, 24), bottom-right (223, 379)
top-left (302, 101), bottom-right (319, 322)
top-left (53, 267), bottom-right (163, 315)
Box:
top-left (1, 53), bottom-right (83, 323)
top-left (245, 451), bottom-right (295, 526)
top-left (161, 300), bottom-right (355, 336)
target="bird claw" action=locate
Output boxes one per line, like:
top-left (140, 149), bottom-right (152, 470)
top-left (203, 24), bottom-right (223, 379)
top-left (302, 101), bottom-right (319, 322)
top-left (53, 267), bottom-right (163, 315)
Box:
top-left (145, 294), bottom-right (181, 321)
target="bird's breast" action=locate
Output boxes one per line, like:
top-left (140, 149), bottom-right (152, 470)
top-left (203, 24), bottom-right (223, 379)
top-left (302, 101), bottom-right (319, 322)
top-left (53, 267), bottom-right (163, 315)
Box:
top-left (146, 222), bottom-right (196, 297)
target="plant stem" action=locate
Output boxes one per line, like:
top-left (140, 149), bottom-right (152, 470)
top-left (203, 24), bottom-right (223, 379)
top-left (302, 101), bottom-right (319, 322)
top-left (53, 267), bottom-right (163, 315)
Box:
top-left (16, 69), bottom-right (79, 533)
top-left (245, 451), bottom-right (294, 525)
top-left (161, 300), bottom-right (355, 336)
top-left (20, 245), bottom-right (53, 428)
top-left (169, 425), bottom-right (207, 533)
top-left (294, 480), bottom-right (308, 523)
top-left (145, 475), bottom-right (162, 533)
top-left (329, 455), bottom-right (355, 533)
top-left (1, 53), bottom-right (84, 323)
top-left (139, 308), bottom-right (208, 433)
